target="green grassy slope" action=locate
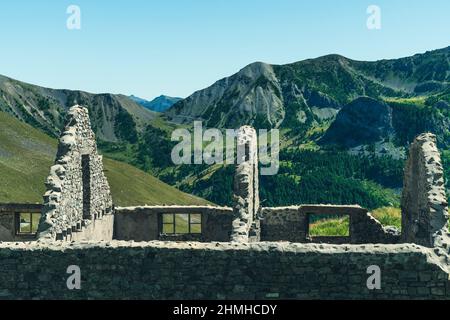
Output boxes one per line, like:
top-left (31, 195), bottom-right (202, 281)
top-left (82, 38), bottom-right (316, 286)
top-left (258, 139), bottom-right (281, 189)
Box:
top-left (103, 158), bottom-right (209, 206)
top-left (309, 216), bottom-right (350, 237)
top-left (0, 111), bottom-right (209, 206)
top-left (0, 111), bottom-right (56, 203)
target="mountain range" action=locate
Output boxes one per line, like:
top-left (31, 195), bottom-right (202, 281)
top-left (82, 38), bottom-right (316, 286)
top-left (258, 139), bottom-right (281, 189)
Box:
top-left (0, 46), bottom-right (448, 207)
top-left (166, 47), bottom-right (449, 148)
top-left (163, 46), bottom-right (449, 206)
top-left (0, 74), bottom-right (156, 143)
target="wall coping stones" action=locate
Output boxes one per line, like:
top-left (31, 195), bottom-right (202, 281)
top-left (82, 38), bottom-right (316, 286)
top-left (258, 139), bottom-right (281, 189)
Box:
top-left (116, 206), bottom-right (232, 212)
top-left (0, 239), bottom-right (441, 255)
top-left (260, 204), bottom-right (367, 213)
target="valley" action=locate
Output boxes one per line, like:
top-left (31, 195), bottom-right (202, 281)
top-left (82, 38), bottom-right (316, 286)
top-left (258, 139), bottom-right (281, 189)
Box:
top-left (0, 46), bottom-right (448, 216)
top-left (0, 110), bottom-right (208, 206)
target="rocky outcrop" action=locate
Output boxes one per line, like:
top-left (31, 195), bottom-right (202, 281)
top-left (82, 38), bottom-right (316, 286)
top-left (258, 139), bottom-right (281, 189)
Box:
top-left (166, 62), bottom-right (285, 128)
top-left (38, 106), bottom-right (113, 241)
top-left (320, 97), bottom-right (394, 147)
top-left (165, 47), bottom-right (449, 131)
top-left (401, 133), bottom-right (449, 248)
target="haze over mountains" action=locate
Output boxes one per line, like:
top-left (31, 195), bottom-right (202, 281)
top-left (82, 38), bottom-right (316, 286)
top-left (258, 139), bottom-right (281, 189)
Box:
top-left (0, 46), bottom-right (448, 207)
top-left (130, 95), bottom-right (182, 113)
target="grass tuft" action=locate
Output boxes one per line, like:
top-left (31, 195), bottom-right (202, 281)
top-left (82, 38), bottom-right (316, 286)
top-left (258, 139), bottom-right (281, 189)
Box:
top-left (309, 216), bottom-right (350, 237)
top-left (371, 207), bottom-right (401, 229)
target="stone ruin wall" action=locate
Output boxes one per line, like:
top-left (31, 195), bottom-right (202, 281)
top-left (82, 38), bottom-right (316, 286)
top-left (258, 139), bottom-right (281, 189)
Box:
top-left (37, 106), bottom-right (113, 241)
top-left (228, 125), bottom-right (402, 245)
top-left (0, 109), bottom-right (449, 299)
top-left (226, 130), bottom-right (448, 248)
top-left (0, 240), bottom-right (448, 300)
top-left (112, 204), bottom-right (400, 244)
top-left (231, 126), bottom-right (260, 242)
top-left (401, 133), bottom-right (449, 247)
top-left (260, 205), bottom-right (400, 244)
top-left (351, 208), bottom-right (400, 244)
top-left (114, 206), bottom-right (233, 242)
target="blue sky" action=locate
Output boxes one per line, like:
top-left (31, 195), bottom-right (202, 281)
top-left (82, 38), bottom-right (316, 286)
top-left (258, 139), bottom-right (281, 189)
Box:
top-left (0, 0), bottom-right (449, 100)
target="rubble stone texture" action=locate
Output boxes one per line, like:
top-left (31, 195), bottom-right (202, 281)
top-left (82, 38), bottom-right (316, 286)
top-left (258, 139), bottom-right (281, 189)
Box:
top-left (37, 106), bottom-right (113, 241)
top-left (0, 240), bottom-right (448, 300)
top-left (260, 205), bottom-right (400, 244)
top-left (401, 133), bottom-right (449, 247)
top-left (231, 126), bottom-right (260, 242)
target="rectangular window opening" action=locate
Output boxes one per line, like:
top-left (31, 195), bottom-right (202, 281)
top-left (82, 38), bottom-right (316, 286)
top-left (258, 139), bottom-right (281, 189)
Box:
top-left (16, 212), bottom-right (41, 235)
top-left (161, 213), bottom-right (202, 235)
top-left (308, 214), bottom-right (350, 237)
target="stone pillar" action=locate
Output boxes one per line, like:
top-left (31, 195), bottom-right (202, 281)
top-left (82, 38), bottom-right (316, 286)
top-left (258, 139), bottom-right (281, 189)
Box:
top-left (401, 133), bottom-right (449, 247)
top-left (231, 126), bottom-right (260, 242)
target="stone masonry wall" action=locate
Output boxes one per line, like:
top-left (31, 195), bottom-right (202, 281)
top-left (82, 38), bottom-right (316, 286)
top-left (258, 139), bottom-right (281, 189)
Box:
top-left (231, 126), bottom-right (260, 242)
top-left (0, 213), bottom-right (16, 242)
top-left (260, 207), bottom-right (307, 242)
top-left (401, 133), bottom-right (449, 247)
top-left (0, 241), bottom-right (448, 300)
top-left (38, 106), bottom-right (113, 241)
top-left (351, 210), bottom-right (400, 244)
top-left (260, 205), bottom-right (400, 244)
top-left (113, 204), bottom-right (400, 245)
top-left (114, 206), bottom-right (233, 242)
